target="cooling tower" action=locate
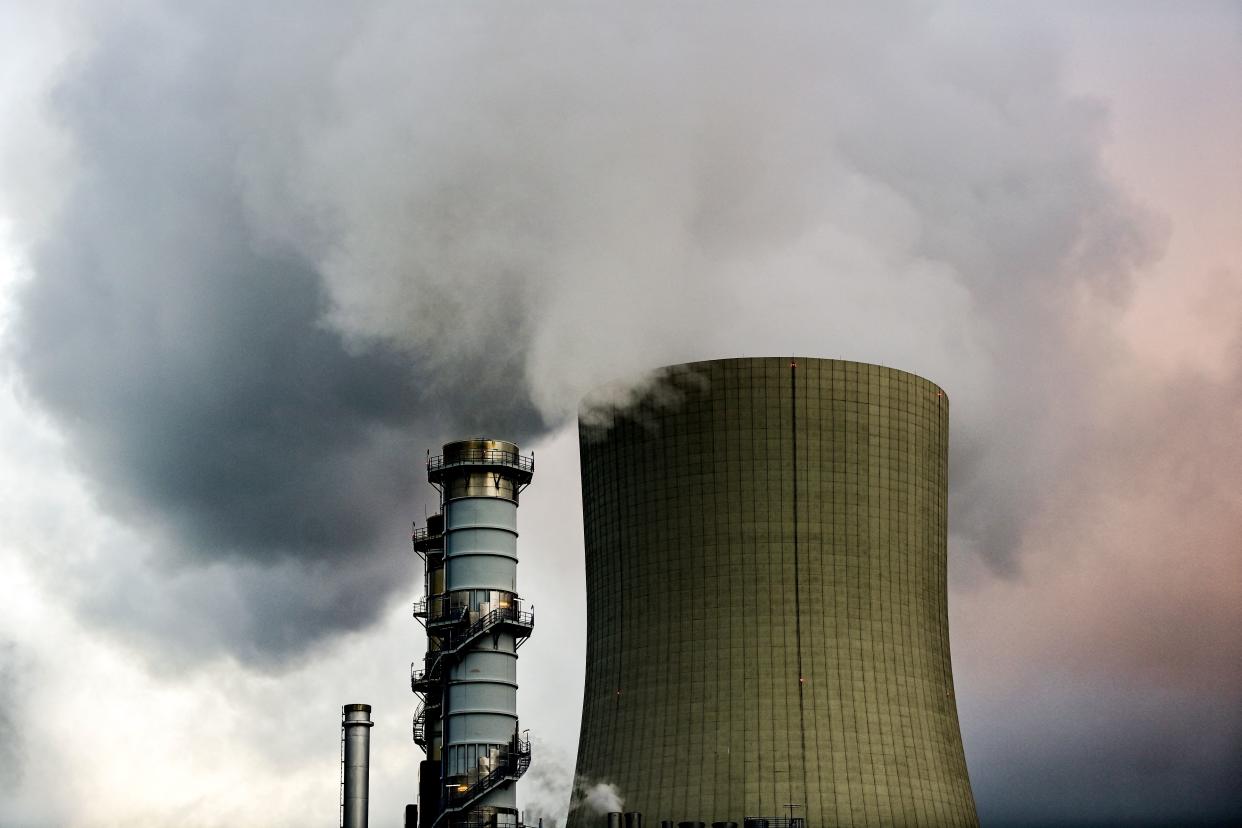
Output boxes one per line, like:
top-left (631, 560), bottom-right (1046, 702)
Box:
top-left (568, 358), bottom-right (977, 828)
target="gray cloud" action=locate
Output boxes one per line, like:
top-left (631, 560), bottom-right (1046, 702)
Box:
top-left (11, 2), bottom-right (543, 664)
top-left (967, 680), bottom-right (1242, 827)
top-left (0, 640), bottom-right (22, 792)
top-left (1, 0), bottom-right (1166, 672)
top-left (949, 315), bottom-right (1242, 824)
top-left (5, 3), bottom-right (1241, 824)
top-left (3, 5), bottom-right (1239, 825)
top-left (241, 0), bottom-right (1160, 578)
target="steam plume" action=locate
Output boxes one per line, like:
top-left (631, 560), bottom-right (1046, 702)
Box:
top-left (577, 781), bottom-right (624, 816)
top-left (8, 2), bottom-right (1159, 664)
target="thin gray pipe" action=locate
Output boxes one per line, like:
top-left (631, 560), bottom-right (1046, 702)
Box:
top-left (342, 703), bottom-right (374, 828)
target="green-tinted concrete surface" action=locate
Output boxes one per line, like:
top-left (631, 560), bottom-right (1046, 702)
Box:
top-left (567, 357), bottom-right (977, 828)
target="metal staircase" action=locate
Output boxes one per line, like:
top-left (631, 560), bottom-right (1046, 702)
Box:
top-left (411, 605), bottom-right (535, 697)
top-left (412, 702), bottom-right (427, 748)
top-left (433, 737), bottom-right (532, 826)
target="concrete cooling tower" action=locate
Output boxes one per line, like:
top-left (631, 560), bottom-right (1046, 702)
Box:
top-left (567, 357), bottom-right (977, 828)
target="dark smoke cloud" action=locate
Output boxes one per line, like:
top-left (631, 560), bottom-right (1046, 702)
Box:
top-left (968, 681), bottom-right (1242, 827)
top-left (11, 2), bottom-right (543, 663)
top-left (7, 1), bottom-right (1160, 667)
top-left (4, 4), bottom-right (1240, 822)
top-left (951, 314), bottom-right (1242, 823)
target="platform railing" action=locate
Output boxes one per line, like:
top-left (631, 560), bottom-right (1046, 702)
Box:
top-left (427, 449), bottom-right (533, 475)
top-left (412, 606), bottom-right (535, 694)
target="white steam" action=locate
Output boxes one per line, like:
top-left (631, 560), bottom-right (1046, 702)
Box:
top-left (230, 3), bottom-right (1158, 574)
top-left (578, 781), bottom-right (624, 816)
top-left (245, 2), bottom-right (1148, 426)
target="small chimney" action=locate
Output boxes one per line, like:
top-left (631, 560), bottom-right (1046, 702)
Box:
top-left (341, 704), bottom-right (374, 828)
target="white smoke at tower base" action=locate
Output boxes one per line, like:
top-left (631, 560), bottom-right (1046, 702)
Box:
top-left (577, 781), bottom-right (624, 816)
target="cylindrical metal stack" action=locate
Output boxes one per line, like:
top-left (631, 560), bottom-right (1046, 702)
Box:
top-left (567, 358), bottom-right (977, 828)
top-left (341, 703), bottom-right (374, 828)
top-left (414, 439), bottom-right (535, 828)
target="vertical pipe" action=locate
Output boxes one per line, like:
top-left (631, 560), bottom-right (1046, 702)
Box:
top-left (342, 703), bottom-right (374, 828)
top-left (418, 759), bottom-right (441, 828)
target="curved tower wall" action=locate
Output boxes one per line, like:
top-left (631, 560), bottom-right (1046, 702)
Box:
top-left (568, 357), bottom-right (977, 828)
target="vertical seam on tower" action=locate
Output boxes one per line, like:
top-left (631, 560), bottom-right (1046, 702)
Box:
top-left (610, 422), bottom-right (626, 785)
top-left (791, 360), bottom-right (809, 812)
top-left (754, 365), bottom-right (765, 816)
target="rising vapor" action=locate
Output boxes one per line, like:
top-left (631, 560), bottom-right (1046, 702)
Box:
top-left (7, 1), bottom-right (1159, 666)
top-left (4, 2), bottom-right (1241, 825)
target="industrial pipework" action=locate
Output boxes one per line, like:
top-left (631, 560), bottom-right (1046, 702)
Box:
top-left (341, 703), bottom-right (374, 828)
top-left (412, 439), bottom-right (535, 828)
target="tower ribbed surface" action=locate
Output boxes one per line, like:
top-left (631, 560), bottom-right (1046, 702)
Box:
top-left (568, 357), bottom-right (977, 828)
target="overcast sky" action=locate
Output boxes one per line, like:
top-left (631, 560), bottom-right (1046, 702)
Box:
top-left (0, 2), bottom-right (1239, 826)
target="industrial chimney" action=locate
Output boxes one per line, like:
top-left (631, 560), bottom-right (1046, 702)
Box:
top-left (412, 439), bottom-right (536, 828)
top-left (567, 358), bottom-right (978, 828)
top-left (340, 703), bottom-right (374, 828)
